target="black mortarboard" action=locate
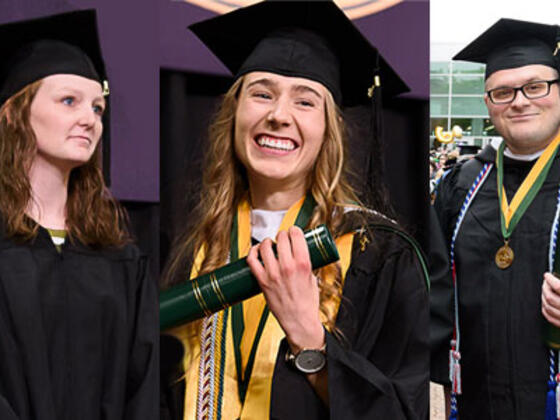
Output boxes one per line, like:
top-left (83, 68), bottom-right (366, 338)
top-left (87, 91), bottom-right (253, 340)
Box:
top-left (189, 0), bottom-right (409, 106)
top-left (453, 18), bottom-right (560, 79)
top-left (0, 10), bottom-right (111, 183)
top-left (0, 10), bottom-right (107, 105)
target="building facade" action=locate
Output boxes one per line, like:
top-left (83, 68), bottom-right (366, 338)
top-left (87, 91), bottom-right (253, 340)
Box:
top-left (430, 42), bottom-right (501, 148)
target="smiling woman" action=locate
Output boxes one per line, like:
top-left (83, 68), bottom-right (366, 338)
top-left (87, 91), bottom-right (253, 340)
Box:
top-left (161, 2), bottom-right (429, 419)
top-left (234, 73), bottom-right (328, 206)
top-left (0, 10), bottom-right (158, 420)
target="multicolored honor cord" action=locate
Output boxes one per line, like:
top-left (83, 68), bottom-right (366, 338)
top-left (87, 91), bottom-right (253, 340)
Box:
top-left (547, 181), bottom-right (560, 420)
top-left (448, 162), bottom-right (493, 420)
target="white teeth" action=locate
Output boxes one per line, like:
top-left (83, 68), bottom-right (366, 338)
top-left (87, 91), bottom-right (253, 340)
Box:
top-left (256, 136), bottom-right (295, 151)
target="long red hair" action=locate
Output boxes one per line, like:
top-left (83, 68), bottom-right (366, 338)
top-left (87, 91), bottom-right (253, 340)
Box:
top-left (0, 79), bottom-right (129, 247)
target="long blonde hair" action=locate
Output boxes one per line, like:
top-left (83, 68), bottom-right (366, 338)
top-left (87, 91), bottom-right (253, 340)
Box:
top-left (163, 75), bottom-right (363, 331)
top-left (0, 80), bottom-right (129, 247)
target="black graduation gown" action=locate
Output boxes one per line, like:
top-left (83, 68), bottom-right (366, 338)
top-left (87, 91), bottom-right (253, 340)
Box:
top-left (0, 226), bottom-right (159, 420)
top-left (270, 218), bottom-right (430, 420)
top-left (161, 214), bottom-right (430, 419)
top-left (431, 145), bottom-right (560, 420)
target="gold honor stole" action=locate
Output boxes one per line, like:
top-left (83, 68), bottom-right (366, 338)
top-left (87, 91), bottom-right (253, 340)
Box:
top-left (170, 196), bottom-right (354, 420)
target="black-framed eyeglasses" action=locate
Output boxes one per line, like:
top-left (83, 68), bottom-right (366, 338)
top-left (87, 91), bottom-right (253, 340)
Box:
top-left (486, 79), bottom-right (559, 104)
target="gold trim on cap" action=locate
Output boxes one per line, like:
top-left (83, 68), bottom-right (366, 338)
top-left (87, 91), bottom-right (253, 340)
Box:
top-left (102, 80), bottom-right (110, 96)
top-left (367, 74), bottom-right (382, 98)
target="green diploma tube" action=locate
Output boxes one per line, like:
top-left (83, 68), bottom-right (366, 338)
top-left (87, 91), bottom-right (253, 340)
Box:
top-left (160, 224), bottom-right (340, 330)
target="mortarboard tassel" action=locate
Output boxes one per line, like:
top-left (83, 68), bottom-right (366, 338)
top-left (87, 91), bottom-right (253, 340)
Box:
top-left (366, 52), bottom-right (392, 216)
top-left (553, 25), bottom-right (559, 56)
top-left (101, 90), bottom-right (111, 186)
top-left (368, 71), bottom-right (382, 205)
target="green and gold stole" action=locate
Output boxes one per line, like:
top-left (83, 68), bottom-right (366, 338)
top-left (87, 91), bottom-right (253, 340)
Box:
top-left (494, 132), bottom-right (560, 268)
top-left (170, 196), bottom-right (354, 419)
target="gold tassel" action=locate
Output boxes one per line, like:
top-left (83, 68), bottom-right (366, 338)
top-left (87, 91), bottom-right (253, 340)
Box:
top-left (102, 80), bottom-right (110, 96)
top-left (367, 75), bottom-right (381, 98)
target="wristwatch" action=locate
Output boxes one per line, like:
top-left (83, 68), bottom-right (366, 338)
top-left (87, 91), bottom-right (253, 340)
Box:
top-left (285, 342), bottom-right (327, 374)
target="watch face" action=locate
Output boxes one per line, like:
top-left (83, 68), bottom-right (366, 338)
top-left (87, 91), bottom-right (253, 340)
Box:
top-left (295, 349), bottom-right (326, 374)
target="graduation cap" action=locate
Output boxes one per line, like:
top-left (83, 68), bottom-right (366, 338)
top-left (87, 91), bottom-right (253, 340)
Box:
top-left (189, 0), bottom-right (409, 106)
top-left (0, 9), bottom-right (112, 183)
top-left (453, 18), bottom-right (560, 79)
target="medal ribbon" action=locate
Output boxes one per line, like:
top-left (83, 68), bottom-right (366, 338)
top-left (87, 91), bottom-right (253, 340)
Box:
top-left (496, 132), bottom-right (560, 239)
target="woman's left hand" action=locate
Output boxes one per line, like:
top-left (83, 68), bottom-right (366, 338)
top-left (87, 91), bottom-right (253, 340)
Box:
top-left (246, 226), bottom-right (325, 352)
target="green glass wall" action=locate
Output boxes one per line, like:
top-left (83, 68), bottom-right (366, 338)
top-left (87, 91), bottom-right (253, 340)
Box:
top-left (430, 59), bottom-right (496, 142)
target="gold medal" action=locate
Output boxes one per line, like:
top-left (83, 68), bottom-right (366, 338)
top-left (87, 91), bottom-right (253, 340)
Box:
top-left (495, 242), bottom-right (514, 269)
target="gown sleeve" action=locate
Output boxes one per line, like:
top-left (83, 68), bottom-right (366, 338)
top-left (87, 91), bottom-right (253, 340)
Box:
top-left (124, 254), bottom-right (160, 420)
top-left (0, 398), bottom-right (19, 420)
top-left (0, 248), bottom-right (33, 420)
top-left (271, 230), bottom-right (429, 420)
top-left (327, 236), bottom-right (429, 419)
top-left (0, 311), bottom-right (22, 420)
top-left (429, 202), bottom-right (454, 385)
top-left (429, 167), bottom-right (461, 385)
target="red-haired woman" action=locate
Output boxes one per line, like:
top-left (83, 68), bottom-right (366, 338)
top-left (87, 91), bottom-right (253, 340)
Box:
top-left (0, 11), bottom-right (157, 420)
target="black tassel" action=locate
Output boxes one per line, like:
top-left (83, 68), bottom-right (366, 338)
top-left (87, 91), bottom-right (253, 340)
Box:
top-left (554, 25), bottom-right (560, 58)
top-left (365, 50), bottom-right (391, 215)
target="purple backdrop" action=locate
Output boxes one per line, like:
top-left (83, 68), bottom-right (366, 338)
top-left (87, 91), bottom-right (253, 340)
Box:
top-left (160, 0), bottom-right (429, 99)
top-left (3, 0), bottom-right (428, 203)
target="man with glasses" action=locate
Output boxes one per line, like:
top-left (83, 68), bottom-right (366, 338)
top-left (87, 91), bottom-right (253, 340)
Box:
top-left (431, 19), bottom-right (560, 420)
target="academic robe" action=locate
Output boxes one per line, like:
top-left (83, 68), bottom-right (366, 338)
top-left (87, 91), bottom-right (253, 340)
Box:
top-left (431, 145), bottom-right (560, 419)
top-left (0, 226), bottom-right (159, 420)
top-left (161, 212), bottom-right (430, 419)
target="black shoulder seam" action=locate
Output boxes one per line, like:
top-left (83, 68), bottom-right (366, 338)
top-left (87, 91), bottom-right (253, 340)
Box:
top-left (365, 223), bottom-right (430, 291)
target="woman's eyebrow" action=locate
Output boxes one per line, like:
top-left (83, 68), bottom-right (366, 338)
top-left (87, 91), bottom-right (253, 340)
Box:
top-left (292, 84), bottom-right (323, 99)
top-left (246, 78), bottom-right (277, 89)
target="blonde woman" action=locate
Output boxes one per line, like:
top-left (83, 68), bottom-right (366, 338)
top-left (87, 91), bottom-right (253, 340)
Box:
top-left (162, 2), bottom-right (429, 419)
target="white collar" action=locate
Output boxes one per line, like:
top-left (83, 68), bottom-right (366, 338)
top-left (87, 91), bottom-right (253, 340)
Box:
top-left (250, 208), bottom-right (288, 242)
top-left (490, 137), bottom-right (545, 162)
